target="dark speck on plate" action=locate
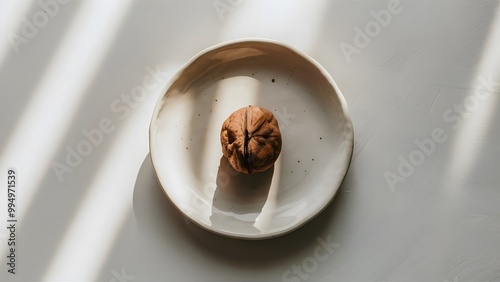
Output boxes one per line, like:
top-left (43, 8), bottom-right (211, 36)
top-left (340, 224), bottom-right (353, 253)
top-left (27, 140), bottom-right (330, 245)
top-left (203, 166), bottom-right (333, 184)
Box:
top-left (272, 79), bottom-right (275, 83)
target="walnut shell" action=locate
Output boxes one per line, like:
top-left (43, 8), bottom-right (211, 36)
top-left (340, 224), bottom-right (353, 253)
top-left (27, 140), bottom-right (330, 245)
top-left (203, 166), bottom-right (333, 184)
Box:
top-left (220, 105), bottom-right (282, 174)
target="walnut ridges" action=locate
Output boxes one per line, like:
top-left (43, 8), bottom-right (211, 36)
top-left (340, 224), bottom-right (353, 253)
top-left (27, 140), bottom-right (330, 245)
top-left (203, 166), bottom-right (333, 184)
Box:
top-left (220, 105), bottom-right (282, 174)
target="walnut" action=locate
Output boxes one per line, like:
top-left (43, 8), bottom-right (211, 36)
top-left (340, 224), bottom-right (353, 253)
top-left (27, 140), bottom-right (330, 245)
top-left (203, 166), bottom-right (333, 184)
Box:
top-left (220, 105), bottom-right (282, 174)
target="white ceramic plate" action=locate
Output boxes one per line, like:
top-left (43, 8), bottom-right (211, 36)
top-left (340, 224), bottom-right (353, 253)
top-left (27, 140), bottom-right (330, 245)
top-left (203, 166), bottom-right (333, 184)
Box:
top-left (149, 39), bottom-right (353, 239)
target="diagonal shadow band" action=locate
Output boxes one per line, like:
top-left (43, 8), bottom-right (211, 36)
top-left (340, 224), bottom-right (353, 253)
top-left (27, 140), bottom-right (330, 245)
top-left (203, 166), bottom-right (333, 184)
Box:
top-left (0, 0), bottom-right (83, 152)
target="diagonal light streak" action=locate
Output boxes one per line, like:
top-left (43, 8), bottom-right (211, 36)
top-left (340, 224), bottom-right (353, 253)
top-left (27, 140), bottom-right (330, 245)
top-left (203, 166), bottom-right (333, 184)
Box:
top-left (0, 0), bottom-right (134, 257)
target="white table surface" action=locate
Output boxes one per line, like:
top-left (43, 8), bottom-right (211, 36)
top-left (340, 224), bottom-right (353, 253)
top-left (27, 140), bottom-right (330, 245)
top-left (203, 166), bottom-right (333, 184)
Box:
top-left (1, 0), bottom-right (500, 281)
